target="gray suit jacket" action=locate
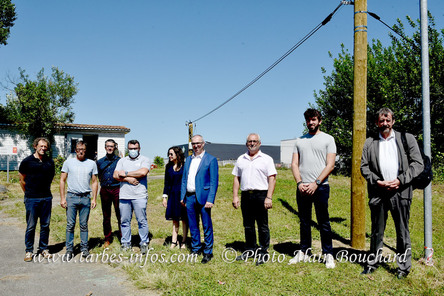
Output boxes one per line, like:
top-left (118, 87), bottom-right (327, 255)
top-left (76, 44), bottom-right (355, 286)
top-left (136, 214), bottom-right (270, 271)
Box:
top-left (360, 130), bottom-right (424, 200)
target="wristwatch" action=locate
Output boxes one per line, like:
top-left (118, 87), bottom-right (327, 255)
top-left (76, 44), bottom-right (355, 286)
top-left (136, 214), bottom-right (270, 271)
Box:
top-left (315, 179), bottom-right (321, 186)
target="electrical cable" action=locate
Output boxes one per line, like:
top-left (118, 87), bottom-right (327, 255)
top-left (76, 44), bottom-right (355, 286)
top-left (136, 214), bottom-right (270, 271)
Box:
top-left (368, 11), bottom-right (419, 49)
top-left (190, 2), bottom-right (345, 124)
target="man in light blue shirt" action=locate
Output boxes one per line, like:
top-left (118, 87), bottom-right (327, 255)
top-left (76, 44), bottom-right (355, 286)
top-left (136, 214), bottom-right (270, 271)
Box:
top-left (60, 140), bottom-right (98, 260)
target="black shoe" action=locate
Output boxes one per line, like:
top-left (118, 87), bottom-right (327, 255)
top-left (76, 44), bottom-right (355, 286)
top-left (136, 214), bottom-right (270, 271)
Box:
top-left (191, 249), bottom-right (202, 256)
top-left (81, 249), bottom-right (90, 258)
top-left (396, 270), bottom-right (409, 279)
top-left (256, 257), bottom-right (266, 266)
top-left (201, 254), bottom-right (213, 264)
top-left (236, 250), bottom-right (254, 261)
top-left (361, 266), bottom-right (376, 275)
top-left (65, 251), bottom-right (74, 261)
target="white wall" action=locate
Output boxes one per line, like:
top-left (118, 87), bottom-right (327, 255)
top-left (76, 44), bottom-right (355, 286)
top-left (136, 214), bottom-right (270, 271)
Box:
top-left (280, 139), bottom-right (297, 167)
top-left (97, 133), bottom-right (126, 159)
top-left (0, 129), bottom-right (32, 170)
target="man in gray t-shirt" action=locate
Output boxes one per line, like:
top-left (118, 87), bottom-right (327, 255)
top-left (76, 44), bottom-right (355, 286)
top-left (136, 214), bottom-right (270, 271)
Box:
top-left (289, 108), bottom-right (337, 269)
top-left (60, 140), bottom-right (98, 260)
top-left (113, 139), bottom-right (151, 254)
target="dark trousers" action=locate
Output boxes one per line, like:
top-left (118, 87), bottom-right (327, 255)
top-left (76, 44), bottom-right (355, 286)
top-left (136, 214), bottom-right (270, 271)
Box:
top-left (368, 195), bottom-right (412, 272)
top-left (241, 190), bottom-right (269, 253)
top-left (24, 197), bottom-right (52, 253)
top-left (100, 186), bottom-right (121, 242)
top-left (186, 193), bottom-right (213, 255)
top-left (296, 184), bottom-right (333, 255)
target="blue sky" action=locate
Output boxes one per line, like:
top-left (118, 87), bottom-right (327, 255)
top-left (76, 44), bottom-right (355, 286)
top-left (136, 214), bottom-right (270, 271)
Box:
top-left (1, 0), bottom-right (443, 159)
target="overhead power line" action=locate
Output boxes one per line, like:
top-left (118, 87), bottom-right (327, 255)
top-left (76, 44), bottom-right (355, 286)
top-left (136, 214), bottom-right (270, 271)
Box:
top-left (190, 1), bottom-right (347, 124)
top-left (368, 11), bottom-right (419, 50)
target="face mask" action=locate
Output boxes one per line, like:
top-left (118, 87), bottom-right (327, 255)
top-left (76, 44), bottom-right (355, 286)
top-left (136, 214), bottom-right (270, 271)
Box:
top-left (128, 150), bottom-right (139, 159)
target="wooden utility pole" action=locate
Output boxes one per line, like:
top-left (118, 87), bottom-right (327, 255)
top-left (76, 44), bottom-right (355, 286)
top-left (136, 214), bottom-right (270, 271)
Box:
top-left (350, 0), bottom-right (367, 249)
top-left (187, 121), bottom-right (194, 156)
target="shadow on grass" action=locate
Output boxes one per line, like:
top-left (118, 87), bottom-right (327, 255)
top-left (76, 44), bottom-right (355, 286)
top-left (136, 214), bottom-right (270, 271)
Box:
top-left (48, 231), bottom-right (153, 256)
top-left (278, 197), bottom-right (350, 245)
top-left (277, 197), bottom-right (398, 274)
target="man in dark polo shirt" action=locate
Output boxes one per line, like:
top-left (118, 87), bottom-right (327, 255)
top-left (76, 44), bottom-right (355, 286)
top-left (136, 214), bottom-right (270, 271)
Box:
top-left (97, 139), bottom-right (121, 248)
top-left (19, 137), bottom-right (55, 262)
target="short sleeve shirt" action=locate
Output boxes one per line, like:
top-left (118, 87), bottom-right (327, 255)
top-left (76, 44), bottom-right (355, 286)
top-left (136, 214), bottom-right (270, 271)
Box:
top-left (115, 155), bottom-right (151, 199)
top-left (232, 151), bottom-right (277, 191)
top-left (19, 154), bottom-right (55, 198)
top-left (293, 132), bottom-right (336, 184)
top-left (61, 158), bottom-right (98, 194)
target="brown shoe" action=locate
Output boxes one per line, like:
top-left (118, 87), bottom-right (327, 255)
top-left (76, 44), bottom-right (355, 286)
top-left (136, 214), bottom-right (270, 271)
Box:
top-left (41, 249), bottom-right (52, 259)
top-left (24, 252), bottom-right (33, 262)
top-left (103, 241), bottom-right (111, 248)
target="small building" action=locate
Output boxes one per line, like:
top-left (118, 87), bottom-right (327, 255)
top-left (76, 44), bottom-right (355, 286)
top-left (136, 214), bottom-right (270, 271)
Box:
top-left (280, 138), bottom-right (297, 167)
top-left (0, 123), bottom-right (130, 170)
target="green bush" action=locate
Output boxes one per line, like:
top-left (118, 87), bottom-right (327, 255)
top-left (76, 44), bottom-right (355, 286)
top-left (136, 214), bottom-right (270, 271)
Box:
top-left (53, 155), bottom-right (65, 175)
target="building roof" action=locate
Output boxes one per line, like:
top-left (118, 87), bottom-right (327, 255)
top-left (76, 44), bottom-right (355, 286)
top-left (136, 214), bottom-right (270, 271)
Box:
top-left (58, 123), bottom-right (131, 133)
top-left (1, 122), bottom-right (131, 133)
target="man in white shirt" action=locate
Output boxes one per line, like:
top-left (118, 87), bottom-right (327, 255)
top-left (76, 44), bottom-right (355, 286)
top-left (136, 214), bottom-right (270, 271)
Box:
top-left (232, 133), bottom-right (276, 266)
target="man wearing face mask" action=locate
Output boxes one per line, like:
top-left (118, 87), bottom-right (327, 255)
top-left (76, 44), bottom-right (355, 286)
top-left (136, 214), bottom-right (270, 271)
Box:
top-left (232, 133), bottom-right (277, 266)
top-left (113, 140), bottom-right (151, 254)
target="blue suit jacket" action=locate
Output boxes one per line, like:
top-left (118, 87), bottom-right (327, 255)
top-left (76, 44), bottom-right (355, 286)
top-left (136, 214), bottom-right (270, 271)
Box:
top-left (180, 152), bottom-right (219, 205)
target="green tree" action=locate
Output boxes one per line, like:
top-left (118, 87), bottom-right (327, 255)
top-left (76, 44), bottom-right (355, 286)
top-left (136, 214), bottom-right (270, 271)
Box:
top-left (314, 13), bottom-right (444, 175)
top-left (154, 156), bottom-right (165, 168)
top-left (5, 67), bottom-right (78, 142)
top-left (0, 0), bottom-right (17, 46)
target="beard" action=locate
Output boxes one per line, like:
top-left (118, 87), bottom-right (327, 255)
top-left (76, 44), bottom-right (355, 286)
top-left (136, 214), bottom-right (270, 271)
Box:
top-left (308, 124), bottom-right (319, 133)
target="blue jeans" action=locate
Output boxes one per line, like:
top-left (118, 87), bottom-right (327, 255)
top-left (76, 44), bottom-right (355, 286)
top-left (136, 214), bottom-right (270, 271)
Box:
top-left (66, 193), bottom-right (91, 252)
top-left (119, 198), bottom-right (149, 246)
top-left (24, 197), bottom-right (52, 253)
top-left (296, 184), bottom-right (333, 255)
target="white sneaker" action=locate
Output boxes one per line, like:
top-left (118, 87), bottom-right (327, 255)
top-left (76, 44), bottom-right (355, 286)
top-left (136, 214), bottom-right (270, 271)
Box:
top-left (288, 250), bottom-right (309, 265)
top-left (325, 254), bottom-right (335, 269)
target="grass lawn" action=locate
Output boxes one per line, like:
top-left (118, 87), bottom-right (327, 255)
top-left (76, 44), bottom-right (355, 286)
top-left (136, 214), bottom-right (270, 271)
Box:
top-left (1, 167), bottom-right (443, 295)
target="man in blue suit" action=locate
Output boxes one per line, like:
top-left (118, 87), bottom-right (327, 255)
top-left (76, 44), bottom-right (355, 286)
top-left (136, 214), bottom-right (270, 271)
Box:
top-left (181, 134), bottom-right (219, 264)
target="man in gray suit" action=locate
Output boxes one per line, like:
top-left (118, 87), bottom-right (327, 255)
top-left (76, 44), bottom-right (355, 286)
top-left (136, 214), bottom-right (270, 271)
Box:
top-left (360, 107), bottom-right (424, 278)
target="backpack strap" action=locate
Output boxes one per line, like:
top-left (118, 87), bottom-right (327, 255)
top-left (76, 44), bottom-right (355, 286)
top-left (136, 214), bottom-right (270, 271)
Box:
top-left (400, 132), bottom-right (412, 163)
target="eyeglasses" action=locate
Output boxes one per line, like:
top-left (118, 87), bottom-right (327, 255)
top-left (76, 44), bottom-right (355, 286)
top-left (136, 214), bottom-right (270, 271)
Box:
top-left (128, 148), bottom-right (139, 150)
top-left (247, 140), bottom-right (259, 144)
top-left (168, 153), bottom-right (174, 156)
top-left (191, 142), bottom-right (203, 146)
